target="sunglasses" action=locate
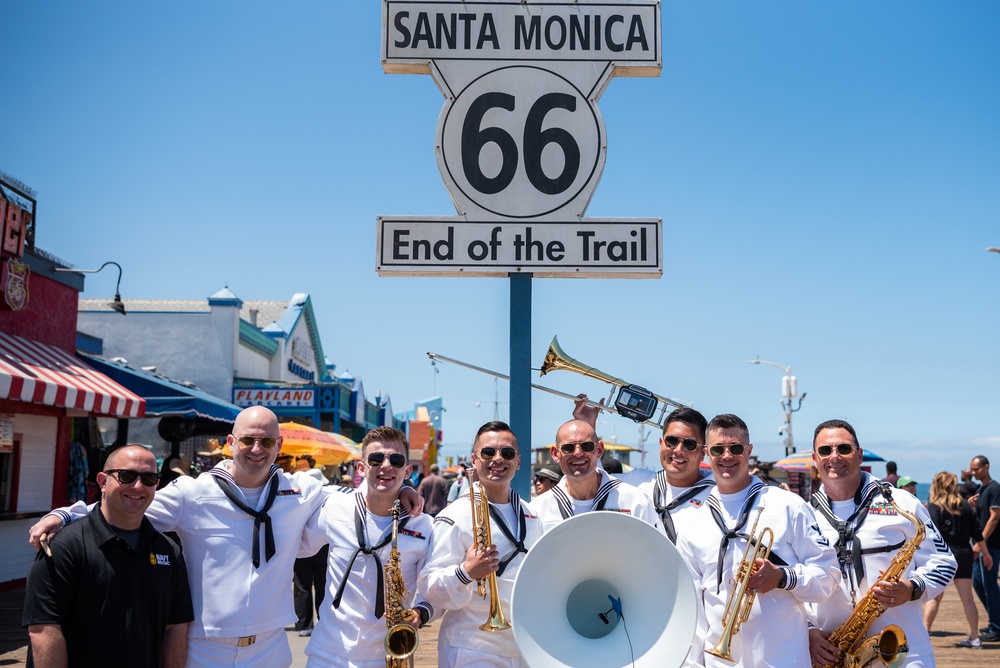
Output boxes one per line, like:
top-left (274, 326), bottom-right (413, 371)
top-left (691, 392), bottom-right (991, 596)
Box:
top-left (366, 452), bottom-right (408, 469)
top-left (478, 446), bottom-right (517, 461)
top-left (107, 469), bottom-right (160, 487)
top-left (558, 441), bottom-right (597, 454)
top-left (816, 443), bottom-right (856, 457)
top-left (663, 435), bottom-right (701, 452)
top-left (236, 435), bottom-right (278, 449)
top-left (708, 444), bottom-right (746, 457)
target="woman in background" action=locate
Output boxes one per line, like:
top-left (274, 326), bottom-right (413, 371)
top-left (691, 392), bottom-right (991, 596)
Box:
top-left (923, 471), bottom-right (993, 648)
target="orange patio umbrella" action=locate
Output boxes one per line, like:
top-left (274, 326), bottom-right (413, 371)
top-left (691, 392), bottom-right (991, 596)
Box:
top-left (277, 422), bottom-right (353, 466)
top-left (326, 431), bottom-right (363, 462)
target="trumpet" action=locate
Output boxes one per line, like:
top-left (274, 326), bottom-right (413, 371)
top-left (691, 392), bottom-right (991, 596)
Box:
top-left (427, 336), bottom-right (688, 429)
top-left (706, 506), bottom-right (774, 663)
top-left (468, 471), bottom-right (511, 632)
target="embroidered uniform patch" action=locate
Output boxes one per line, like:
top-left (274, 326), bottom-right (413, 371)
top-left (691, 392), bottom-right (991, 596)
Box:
top-left (149, 553), bottom-right (171, 566)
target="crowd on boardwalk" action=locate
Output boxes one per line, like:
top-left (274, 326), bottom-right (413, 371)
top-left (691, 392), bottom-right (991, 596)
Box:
top-left (17, 401), bottom-right (1000, 667)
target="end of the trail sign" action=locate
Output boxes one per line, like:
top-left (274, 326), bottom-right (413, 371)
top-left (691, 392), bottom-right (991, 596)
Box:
top-left (377, 0), bottom-right (664, 279)
top-left (377, 217), bottom-right (661, 278)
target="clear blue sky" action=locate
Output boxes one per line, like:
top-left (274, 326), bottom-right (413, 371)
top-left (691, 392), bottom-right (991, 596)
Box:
top-left (5, 1), bottom-right (999, 485)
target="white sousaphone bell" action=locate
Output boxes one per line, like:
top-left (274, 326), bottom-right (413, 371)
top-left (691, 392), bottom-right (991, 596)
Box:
top-left (511, 512), bottom-right (698, 668)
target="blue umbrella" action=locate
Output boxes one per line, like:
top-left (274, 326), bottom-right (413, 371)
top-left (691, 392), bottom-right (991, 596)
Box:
top-left (773, 449), bottom-right (885, 472)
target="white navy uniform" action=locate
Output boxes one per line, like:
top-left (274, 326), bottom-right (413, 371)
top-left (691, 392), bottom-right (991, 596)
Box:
top-left (419, 489), bottom-right (542, 666)
top-left (51, 461), bottom-right (341, 667)
top-left (635, 469), bottom-right (716, 668)
top-left (300, 491), bottom-right (434, 667)
top-left (806, 473), bottom-right (957, 667)
top-left (637, 469), bottom-right (716, 544)
top-left (676, 478), bottom-right (841, 668)
top-left (616, 466), bottom-right (656, 488)
top-left (529, 467), bottom-right (660, 534)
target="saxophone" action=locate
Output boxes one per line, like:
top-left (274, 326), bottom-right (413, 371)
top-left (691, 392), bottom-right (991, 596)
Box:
top-left (384, 500), bottom-right (418, 668)
top-left (815, 485), bottom-right (923, 668)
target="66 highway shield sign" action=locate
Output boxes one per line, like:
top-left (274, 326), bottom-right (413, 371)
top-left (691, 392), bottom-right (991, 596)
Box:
top-left (379, 0), bottom-right (663, 277)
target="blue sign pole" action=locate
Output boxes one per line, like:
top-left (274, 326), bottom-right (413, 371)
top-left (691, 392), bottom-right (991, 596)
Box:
top-left (509, 273), bottom-right (532, 500)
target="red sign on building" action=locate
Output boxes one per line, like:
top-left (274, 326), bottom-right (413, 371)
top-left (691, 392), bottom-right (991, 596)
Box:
top-left (0, 171), bottom-right (36, 259)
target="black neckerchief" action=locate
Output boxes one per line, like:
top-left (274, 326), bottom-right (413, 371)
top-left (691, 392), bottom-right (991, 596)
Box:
top-left (653, 470), bottom-right (716, 544)
top-left (332, 493), bottom-right (409, 620)
top-left (487, 492), bottom-right (528, 576)
top-left (707, 479), bottom-right (765, 592)
top-left (811, 474), bottom-right (888, 604)
top-left (551, 472), bottom-right (620, 520)
top-left (208, 465), bottom-right (280, 568)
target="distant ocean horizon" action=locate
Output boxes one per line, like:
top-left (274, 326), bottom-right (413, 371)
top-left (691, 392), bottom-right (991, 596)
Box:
top-left (915, 482), bottom-right (929, 504)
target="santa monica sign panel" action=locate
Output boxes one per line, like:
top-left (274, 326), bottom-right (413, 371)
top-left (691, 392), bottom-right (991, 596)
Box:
top-left (378, 0), bottom-right (663, 278)
top-left (384, 2), bottom-right (658, 64)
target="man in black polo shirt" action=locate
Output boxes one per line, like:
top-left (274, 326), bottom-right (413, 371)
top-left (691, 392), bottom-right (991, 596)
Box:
top-left (23, 444), bottom-right (193, 667)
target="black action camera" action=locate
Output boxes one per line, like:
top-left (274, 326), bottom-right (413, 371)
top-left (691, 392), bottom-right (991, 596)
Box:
top-left (614, 384), bottom-right (657, 423)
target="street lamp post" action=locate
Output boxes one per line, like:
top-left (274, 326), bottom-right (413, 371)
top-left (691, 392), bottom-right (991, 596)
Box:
top-left (53, 261), bottom-right (127, 315)
top-left (747, 358), bottom-right (807, 456)
top-left (637, 423), bottom-right (650, 469)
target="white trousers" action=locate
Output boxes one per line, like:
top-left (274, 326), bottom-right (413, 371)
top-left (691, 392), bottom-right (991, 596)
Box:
top-left (305, 656), bottom-right (388, 668)
top-left (439, 644), bottom-right (528, 668)
top-left (186, 628), bottom-right (291, 668)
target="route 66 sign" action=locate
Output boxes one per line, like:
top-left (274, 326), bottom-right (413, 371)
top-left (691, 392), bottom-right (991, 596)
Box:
top-left (378, 0), bottom-right (663, 277)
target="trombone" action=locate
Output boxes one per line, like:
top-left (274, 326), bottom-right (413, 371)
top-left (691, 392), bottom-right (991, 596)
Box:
top-left (427, 336), bottom-right (689, 429)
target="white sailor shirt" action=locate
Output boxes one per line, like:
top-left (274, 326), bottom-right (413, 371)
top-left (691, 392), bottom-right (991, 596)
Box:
top-left (419, 490), bottom-right (542, 661)
top-left (301, 491), bottom-right (434, 664)
top-left (636, 470), bottom-right (716, 668)
top-left (676, 478), bottom-right (841, 668)
top-left (806, 473), bottom-right (957, 667)
top-left (529, 467), bottom-right (659, 534)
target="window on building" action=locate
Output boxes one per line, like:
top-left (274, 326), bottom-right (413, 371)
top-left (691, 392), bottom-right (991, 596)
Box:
top-left (0, 436), bottom-right (20, 514)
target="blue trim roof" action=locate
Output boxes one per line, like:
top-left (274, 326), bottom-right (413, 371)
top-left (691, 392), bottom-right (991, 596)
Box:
top-left (276, 294), bottom-right (329, 382)
top-left (239, 320), bottom-right (279, 356)
top-left (208, 287), bottom-right (243, 307)
top-left (81, 355), bottom-right (240, 423)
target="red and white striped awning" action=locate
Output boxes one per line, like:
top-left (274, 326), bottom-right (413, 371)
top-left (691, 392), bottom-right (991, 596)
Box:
top-left (0, 331), bottom-right (145, 418)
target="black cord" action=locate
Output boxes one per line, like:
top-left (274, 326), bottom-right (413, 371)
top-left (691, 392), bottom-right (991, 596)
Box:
top-left (620, 612), bottom-right (636, 667)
